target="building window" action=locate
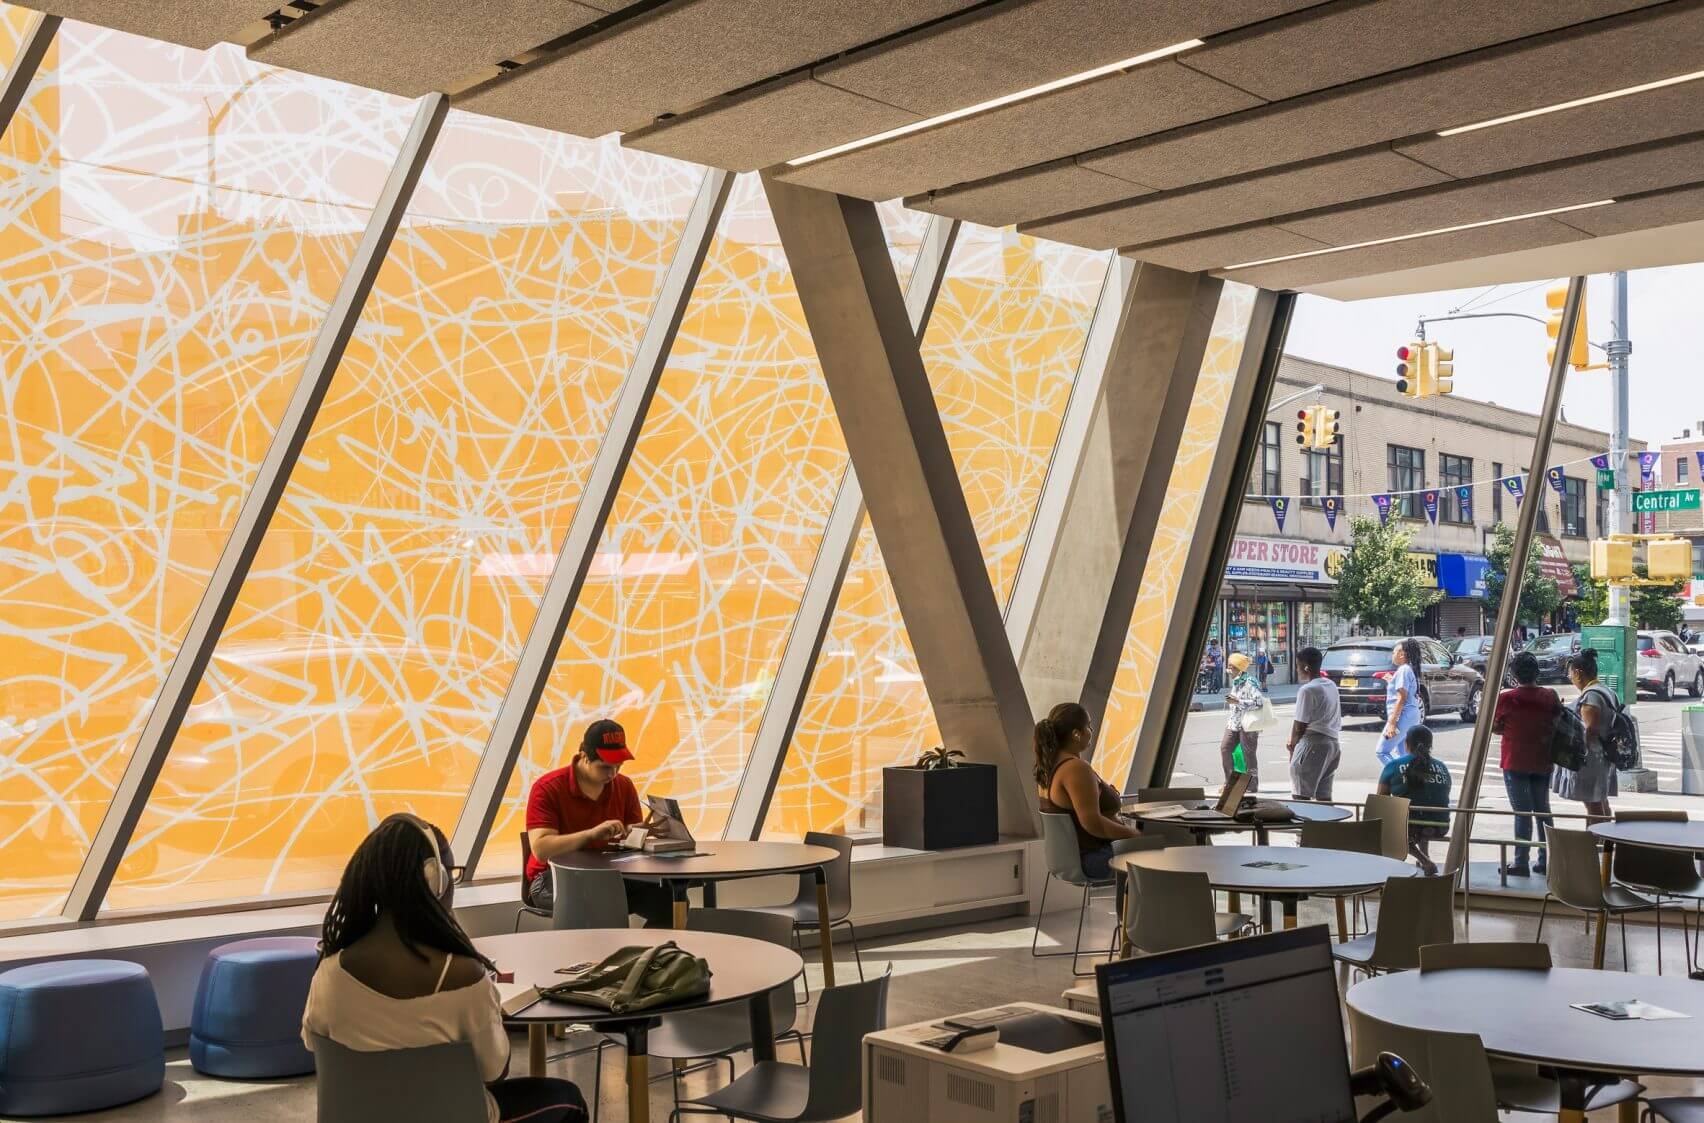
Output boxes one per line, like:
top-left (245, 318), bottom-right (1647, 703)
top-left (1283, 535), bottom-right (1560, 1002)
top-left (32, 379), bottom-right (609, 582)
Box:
top-left (1300, 442), bottom-right (1344, 507)
top-left (1597, 484), bottom-right (1610, 537)
top-left (1537, 500), bottom-right (1551, 534)
top-left (1387, 444), bottom-right (1425, 519)
top-left (1439, 454), bottom-right (1472, 524)
top-left (1253, 420), bottom-right (1282, 498)
top-left (1562, 475), bottom-right (1586, 536)
top-left (1679, 456), bottom-right (1692, 485)
top-left (1693, 541), bottom-right (1703, 577)
top-left (1492, 461), bottom-right (1503, 523)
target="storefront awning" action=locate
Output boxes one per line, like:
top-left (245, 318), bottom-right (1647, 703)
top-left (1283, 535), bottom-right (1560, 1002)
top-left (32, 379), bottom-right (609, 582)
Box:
top-left (1436, 554), bottom-right (1490, 599)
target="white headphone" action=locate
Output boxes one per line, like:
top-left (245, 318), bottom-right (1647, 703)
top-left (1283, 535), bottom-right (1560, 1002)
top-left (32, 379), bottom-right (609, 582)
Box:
top-left (407, 816), bottom-right (451, 897)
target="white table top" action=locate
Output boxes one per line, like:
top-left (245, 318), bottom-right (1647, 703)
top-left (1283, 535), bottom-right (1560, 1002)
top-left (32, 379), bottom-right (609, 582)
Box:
top-left (1590, 819), bottom-right (1704, 854)
top-left (1110, 844), bottom-right (1417, 894)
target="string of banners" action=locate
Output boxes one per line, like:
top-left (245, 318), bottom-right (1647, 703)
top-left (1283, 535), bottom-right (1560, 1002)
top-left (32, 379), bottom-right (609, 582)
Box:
top-left (1259, 453), bottom-right (1611, 534)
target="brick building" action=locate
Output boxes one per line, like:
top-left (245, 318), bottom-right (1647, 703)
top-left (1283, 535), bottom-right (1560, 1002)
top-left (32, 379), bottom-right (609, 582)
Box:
top-left (1651, 423), bottom-right (1704, 630)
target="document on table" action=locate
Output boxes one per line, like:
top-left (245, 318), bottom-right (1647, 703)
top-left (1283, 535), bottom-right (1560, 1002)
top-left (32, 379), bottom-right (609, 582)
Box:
top-left (1571, 1000), bottom-right (1690, 1021)
top-left (1241, 860), bottom-right (1306, 872)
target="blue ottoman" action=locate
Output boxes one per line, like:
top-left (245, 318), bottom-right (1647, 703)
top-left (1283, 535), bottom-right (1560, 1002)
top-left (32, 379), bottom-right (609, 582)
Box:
top-left (0, 959), bottom-right (163, 1116)
top-left (190, 937), bottom-right (318, 1078)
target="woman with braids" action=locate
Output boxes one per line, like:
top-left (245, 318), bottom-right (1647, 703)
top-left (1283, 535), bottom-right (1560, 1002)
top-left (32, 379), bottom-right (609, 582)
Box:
top-left (301, 814), bottom-right (588, 1123)
top-left (1035, 702), bottom-right (1137, 879)
top-left (1375, 637), bottom-right (1426, 768)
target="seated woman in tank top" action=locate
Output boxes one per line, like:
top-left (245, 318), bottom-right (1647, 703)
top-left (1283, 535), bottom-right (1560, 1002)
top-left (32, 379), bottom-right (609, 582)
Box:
top-left (301, 814), bottom-right (589, 1123)
top-left (1035, 702), bottom-right (1138, 879)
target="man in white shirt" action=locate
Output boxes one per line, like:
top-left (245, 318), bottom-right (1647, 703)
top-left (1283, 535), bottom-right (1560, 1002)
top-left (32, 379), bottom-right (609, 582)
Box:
top-left (1287, 647), bottom-right (1342, 800)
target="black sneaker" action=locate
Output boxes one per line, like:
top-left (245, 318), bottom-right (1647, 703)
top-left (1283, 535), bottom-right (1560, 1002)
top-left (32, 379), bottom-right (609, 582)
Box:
top-left (1500, 862), bottom-right (1531, 879)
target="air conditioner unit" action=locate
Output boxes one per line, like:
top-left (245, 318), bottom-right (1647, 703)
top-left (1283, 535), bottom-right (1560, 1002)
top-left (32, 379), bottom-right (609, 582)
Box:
top-left (865, 1002), bottom-right (1110, 1123)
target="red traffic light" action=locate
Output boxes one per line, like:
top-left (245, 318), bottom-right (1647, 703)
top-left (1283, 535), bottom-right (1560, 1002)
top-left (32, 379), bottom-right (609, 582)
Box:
top-left (1396, 345), bottom-right (1412, 360)
top-left (1297, 409), bottom-right (1309, 420)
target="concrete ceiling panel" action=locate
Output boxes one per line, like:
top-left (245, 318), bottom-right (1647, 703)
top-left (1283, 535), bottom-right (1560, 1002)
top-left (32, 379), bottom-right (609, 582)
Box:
top-left (1550, 182), bottom-right (1704, 237)
top-left (906, 161), bottom-right (1152, 228)
top-left (1024, 147), bottom-right (1448, 250)
top-left (773, 61), bottom-right (1258, 201)
top-left (11, 0), bottom-right (264, 49)
top-left (1081, 2), bottom-right (1704, 191)
top-left (1179, 0), bottom-right (1660, 102)
top-left (622, 75), bottom-right (920, 170)
top-left (453, 0), bottom-right (975, 139)
top-left (248, 0), bottom-right (608, 97)
top-left (814, 0), bottom-right (1313, 117)
top-left (1128, 226), bottom-right (1331, 274)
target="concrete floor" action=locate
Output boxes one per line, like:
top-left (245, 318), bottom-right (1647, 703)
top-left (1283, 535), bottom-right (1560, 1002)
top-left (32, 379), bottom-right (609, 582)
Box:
top-left (34, 898), bottom-right (1704, 1122)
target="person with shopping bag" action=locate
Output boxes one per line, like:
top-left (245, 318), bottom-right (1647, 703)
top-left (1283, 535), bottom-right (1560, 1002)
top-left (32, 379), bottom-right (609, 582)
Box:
top-left (1221, 652), bottom-right (1276, 791)
top-left (1375, 638), bottom-right (1425, 767)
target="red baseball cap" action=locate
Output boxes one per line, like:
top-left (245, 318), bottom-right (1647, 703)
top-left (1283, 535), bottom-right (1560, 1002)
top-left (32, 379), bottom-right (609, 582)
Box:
top-left (582, 719), bottom-right (634, 764)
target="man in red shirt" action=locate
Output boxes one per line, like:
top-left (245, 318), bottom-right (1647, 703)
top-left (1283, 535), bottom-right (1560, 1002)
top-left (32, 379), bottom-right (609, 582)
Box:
top-left (525, 719), bottom-right (670, 925)
top-left (1491, 651), bottom-right (1560, 878)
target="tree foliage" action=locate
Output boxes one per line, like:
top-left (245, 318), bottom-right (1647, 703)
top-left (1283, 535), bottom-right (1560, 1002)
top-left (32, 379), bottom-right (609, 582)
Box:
top-left (1332, 516), bottom-right (1441, 633)
top-left (1484, 522), bottom-right (1563, 624)
top-left (1572, 563), bottom-right (1685, 631)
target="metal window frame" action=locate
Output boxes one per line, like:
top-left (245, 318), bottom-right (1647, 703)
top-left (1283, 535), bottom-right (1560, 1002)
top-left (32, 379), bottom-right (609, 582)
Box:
top-left (60, 94), bottom-right (451, 921)
top-left (451, 169), bottom-right (734, 875)
top-left (0, 11), bottom-right (59, 134)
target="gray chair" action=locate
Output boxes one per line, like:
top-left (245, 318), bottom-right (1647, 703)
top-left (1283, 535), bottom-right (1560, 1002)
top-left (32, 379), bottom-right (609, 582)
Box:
top-left (1415, 943), bottom-right (1643, 1114)
top-left (677, 972), bottom-right (890, 1123)
top-left (1332, 874), bottom-right (1454, 976)
top-left (1538, 827), bottom-right (1669, 970)
top-left (1646, 1099), bottom-right (1704, 1122)
top-left (1136, 786), bottom-right (1205, 804)
top-left (1344, 1009), bottom-right (1504, 1123)
top-left (1301, 818), bottom-right (1384, 941)
top-left (551, 863), bottom-right (631, 930)
top-left (309, 1033), bottom-right (487, 1123)
top-left (595, 909), bottom-right (804, 1116)
top-left (1031, 812), bottom-right (1117, 976)
top-left (1363, 794), bottom-right (1411, 862)
top-left (1124, 866), bottom-right (1252, 956)
top-left (748, 832), bottom-right (862, 1001)
top-left (1610, 811), bottom-right (1704, 975)
top-left (516, 833), bottom-right (550, 931)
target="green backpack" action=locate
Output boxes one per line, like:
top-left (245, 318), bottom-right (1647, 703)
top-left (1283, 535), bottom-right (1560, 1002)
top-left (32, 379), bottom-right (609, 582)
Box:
top-left (538, 942), bottom-right (712, 1015)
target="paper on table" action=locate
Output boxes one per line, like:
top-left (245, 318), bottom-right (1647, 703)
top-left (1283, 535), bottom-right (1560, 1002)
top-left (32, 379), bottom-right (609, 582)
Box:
top-left (1571, 1000), bottom-right (1691, 1021)
top-left (1242, 860), bottom-right (1305, 871)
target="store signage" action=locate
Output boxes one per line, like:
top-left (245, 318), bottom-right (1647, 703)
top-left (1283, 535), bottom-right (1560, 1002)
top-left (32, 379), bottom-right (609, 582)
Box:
top-left (1632, 488), bottom-right (1701, 513)
top-left (1408, 551), bottom-right (1439, 589)
top-left (1437, 554), bottom-right (1490, 599)
top-left (1535, 535), bottom-right (1579, 597)
top-left (1226, 536), bottom-right (1343, 584)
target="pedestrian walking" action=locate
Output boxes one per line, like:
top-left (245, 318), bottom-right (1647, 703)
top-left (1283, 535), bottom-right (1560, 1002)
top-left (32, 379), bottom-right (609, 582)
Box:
top-left (1491, 651), bottom-right (1558, 877)
top-left (1220, 652), bottom-right (1268, 791)
top-left (1286, 647), bottom-right (1341, 800)
top-left (1554, 649), bottom-right (1617, 824)
top-left (1377, 725), bottom-right (1451, 876)
top-left (1204, 640), bottom-right (1224, 693)
top-left (1255, 638), bottom-right (1272, 689)
top-left (1375, 637), bottom-right (1425, 767)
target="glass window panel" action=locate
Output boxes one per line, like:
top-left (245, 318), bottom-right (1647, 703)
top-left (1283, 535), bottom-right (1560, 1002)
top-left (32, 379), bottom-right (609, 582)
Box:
top-left (1092, 284), bottom-right (1260, 789)
top-left (482, 182), bottom-right (924, 862)
top-left (764, 229), bottom-right (1107, 838)
top-left (105, 110), bottom-right (702, 910)
top-left (0, 25), bottom-right (414, 921)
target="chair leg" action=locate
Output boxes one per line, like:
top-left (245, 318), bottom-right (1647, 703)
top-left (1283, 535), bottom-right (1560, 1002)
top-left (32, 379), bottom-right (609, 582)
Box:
top-left (1621, 913), bottom-right (1630, 971)
top-left (1535, 896), bottom-right (1549, 942)
top-left (834, 918), bottom-right (865, 981)
top-left (1655, 906), bottom-right (1663, 974)
top-left (1071, 885), bottom-right (1093, 977)
top-left (592, 1040), bottom-right (605, 1123)
top-left (791, 927), bottom-right (810, 1005)
top-left (1030, 874), bottom-right (1053, 958)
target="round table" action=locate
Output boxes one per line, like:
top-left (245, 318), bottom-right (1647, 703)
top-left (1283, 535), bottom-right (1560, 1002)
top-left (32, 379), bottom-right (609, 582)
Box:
top-left (1589, 819), bottom-right (1704, 977)
top-left (551, 841), bottom-right (843, 982)
top-left (476, 928), bottom-right (803, 1123)
top-left (1348, 967), bottom-right (1704, 1123)
top-left (1111, 844), bottom-right (1416, 933)
top-left (1124, 799), bottom-right (1351, 843)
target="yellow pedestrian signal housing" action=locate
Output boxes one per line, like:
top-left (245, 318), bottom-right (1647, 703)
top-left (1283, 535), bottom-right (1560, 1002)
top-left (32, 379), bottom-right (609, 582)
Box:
top-left (1545, 281), bottom-right (1590, 371)
top-left (1395, 342), bottom-right (1422, 396)
top-left (1648, 538), bottom-right (1693, 581)
top-left (1430, 343), bottom-right (1454, 395)
top-left (1316, 407), bottom-right (1341, 446)
top-left (1591, 538), bottom-right (1633, 580)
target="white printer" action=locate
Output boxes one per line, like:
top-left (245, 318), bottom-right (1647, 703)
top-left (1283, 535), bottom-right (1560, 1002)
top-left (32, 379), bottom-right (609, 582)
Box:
top-left (864, 1002), bottom-right (1110, 1123)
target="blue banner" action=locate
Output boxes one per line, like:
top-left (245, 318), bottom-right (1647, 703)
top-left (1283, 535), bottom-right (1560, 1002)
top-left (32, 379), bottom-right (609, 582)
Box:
top-left (1590, 453), bottom-right (1609, 471)
top-left (1545, 466), bottom-right (1566, 496)
top-left (1322, 495), bottom-right (1341, 531)
top-left (1422, 489), bottom-right (1440, 524)
top-left (1269, 496), bottom-right (1290, 533)
top-left (1502, 475), bottom-right (1524, 506)
top-left (1373, 493), bottom-right (1393, 525)
top-left (1639, 450), bottom-right (1660, 485)
top-left (1456, 485), bottom-right (1472, 523)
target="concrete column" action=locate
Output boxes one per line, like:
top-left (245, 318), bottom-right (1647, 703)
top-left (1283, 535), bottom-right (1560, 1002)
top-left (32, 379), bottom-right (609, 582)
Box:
top-left (1010, 263), bottom-right (1225, 723)
top-left (761, 174), bottom-right (1036, 834)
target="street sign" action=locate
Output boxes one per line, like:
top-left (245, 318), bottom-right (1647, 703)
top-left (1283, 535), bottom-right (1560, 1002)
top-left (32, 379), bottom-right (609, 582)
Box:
top-left (1596, 468), bottom-right (1615, 490)
top-left (1632, 488), bottom-right (1702, 513)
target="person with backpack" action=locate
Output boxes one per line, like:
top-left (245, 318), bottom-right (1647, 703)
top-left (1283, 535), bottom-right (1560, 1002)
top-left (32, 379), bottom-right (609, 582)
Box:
top-left (1554, 649), bottom-right (1623, 824)
top-left (1376, 725), bottom-right (1451, 876)
top-left (1491, 651), bottom-right (1559, 877)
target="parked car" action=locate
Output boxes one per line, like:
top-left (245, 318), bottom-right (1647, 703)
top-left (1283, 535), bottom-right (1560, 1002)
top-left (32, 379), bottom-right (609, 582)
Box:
top-left (1522, 632), bottom-right (1581, 685)
top-left (1320, 636), bottom-right (1485, 723)
top-left (1446, 635), bottom-right (1519, 686)
top-left (1636, 630), bottom-right (1704, 700)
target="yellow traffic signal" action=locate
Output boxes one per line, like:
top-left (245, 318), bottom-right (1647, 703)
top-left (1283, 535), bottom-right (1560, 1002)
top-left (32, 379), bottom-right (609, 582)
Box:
top-left (1545, 281), bottom-right (1590, 370)
top-left (1430, 343), bottom-right (1454, 395)
top-left (1649, 538), bottom-right (1692, 581)
top-left (1295, 407), bottom-right (1314, 447)
top-left (1316, 407), bottom-right (1341, 447)
top-left (1591, 538), bottom-right (1633, 580)
top-left (1395, 342), bottom-right (1420, 397)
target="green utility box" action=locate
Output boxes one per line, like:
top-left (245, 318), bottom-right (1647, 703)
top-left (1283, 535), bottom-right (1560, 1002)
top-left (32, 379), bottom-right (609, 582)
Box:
top-left (1582, 624), bottom-right (1637, 706)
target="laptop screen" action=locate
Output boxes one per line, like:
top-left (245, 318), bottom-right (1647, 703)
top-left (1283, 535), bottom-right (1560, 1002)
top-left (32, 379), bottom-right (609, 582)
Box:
top-left (1214, 770), bottom-right (1250, 814)
top-left (1095, 926), bottom-right (1355, 1123)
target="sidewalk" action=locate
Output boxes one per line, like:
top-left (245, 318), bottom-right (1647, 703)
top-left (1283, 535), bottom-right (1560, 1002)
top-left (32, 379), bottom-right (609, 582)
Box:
top-left (1191, 682), bottom-right (1302, 712)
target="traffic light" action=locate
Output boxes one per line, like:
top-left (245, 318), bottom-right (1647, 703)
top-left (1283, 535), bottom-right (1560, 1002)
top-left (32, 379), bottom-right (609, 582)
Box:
top-left (1295, 407), bottom-right (1314, 447)
top-left (1545, 281), bottom-right (1590, 370)
top-left (1316, 407), bottom-right (1341, 446)
top-left (1430, 343), bottom-right (1454, 395)
top-left (1591, 538), bottom-right (1633, 580)
top-left (1648, 538), bottom-right (1692, 581)
top-left (1395, 342), bottom-right (1421, 396)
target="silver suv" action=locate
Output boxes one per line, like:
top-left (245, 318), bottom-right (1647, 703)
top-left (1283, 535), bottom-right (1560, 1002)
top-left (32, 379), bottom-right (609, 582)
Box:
top-left (1636, 630), bottom-right (1704, 700)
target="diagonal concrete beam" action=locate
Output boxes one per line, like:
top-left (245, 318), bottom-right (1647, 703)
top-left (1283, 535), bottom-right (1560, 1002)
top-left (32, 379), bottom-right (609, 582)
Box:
top-left (761, 174), bottom-right (1036, 835)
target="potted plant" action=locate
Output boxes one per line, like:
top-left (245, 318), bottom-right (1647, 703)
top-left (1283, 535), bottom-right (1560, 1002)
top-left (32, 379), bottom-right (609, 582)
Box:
top-left (881, 746), bottom-right (998, 850)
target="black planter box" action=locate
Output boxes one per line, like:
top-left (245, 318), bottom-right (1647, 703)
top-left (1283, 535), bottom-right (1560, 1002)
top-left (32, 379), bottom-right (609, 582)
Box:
top-left (881, 762), bottom-right (998, 850)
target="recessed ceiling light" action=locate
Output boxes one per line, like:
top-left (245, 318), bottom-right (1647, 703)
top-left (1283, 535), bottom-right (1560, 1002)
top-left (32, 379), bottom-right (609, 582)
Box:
top-left (1221, 199), bottom-right (1616, 271)
top-left (784, 39), bottom-right (1204, 167)
top-left (1436, 69), bottom-right (1704, 137)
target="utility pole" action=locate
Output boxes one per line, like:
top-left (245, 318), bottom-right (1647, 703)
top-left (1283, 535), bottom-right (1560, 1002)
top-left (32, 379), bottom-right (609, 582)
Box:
top-left (1606, 271), bottom-right (1632, 625)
